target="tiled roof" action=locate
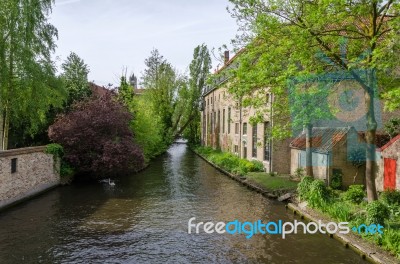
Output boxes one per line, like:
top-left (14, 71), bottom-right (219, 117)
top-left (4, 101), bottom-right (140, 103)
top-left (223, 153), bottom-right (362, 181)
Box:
top-left (290, 127), bottom-right (355, 153)
top-left (377, 134), bottom-right (400, 152)
top-left (357, 132), bottom-right (391, 149)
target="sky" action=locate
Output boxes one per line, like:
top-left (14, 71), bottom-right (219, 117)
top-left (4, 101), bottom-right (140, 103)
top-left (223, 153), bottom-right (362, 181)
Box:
top-left (50, 0), bottom-right (239, 87)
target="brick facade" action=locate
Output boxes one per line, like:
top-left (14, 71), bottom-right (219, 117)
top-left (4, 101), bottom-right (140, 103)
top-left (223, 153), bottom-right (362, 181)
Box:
top-left (0, 146), bottom-right (60, 210)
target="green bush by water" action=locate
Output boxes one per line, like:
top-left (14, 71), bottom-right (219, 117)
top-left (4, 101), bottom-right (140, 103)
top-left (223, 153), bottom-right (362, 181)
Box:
top-left (343, 185), bottom-right (365, 204)
top-left (195, 146), bottom-right (264, 175)
top-left (366, 201), bottom-right (390, 226)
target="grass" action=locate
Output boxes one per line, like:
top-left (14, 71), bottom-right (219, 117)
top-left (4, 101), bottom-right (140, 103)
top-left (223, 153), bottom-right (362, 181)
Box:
top-left (246, 172), bottom-right (298, 191)
top-left (194, 146), bottom-right (298, 192)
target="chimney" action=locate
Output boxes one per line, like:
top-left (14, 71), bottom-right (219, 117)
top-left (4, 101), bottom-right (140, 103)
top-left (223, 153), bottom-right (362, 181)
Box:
top-left (224, 51), bottom-right (230, 65)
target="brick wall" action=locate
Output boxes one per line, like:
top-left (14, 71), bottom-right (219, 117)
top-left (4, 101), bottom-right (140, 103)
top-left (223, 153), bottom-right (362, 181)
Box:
top-left (375, 137), bottom-right (400, 191)
top-left (0, 146), bottom-right (60, 210)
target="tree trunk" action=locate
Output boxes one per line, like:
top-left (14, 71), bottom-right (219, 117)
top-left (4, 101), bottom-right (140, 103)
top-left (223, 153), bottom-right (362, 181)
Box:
top-left (2, 107), bottom-right (9, 150)
top-left (305, 124), bottom-right (313, 177)
top-left (0, 109), bottom-right (3, 150)
top-left (364, 86), bottom-right (378, 201)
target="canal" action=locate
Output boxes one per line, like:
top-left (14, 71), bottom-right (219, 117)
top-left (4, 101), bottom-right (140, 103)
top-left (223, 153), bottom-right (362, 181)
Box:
top-left (0, 144), bottom-right (365, 263)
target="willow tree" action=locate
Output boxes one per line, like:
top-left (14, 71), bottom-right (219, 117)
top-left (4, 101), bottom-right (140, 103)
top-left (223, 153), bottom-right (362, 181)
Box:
top-left (0, 0), bottom-right (64, 150)
top-left (228, 0), bottom-right (400, 201)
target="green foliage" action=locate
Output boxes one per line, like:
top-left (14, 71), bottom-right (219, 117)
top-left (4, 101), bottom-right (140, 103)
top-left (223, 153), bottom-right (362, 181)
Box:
top-left (343, 185), bottom-right (365, 204)
top-left (384, 118), bottom-right (400, 139)
top-left (142, 49), bottom-right (178, 141)
top-left (297, 176), bottom-right (314, 200)
top-left (195, 146), bottom-right (263, 176)
top-left (366, 201), bottom-right (390, 225)
top-left (118, 75), bottom-right (134, 106)
top-left (307, 180), bottom-right (330, 208)
top-left (179, 44), bottom-right (212, 144)
top-left (297, 176), bottom-right (330, 208)
top-left (251, 160), bottom-right (265, 172)
top-left (380, 190), bottom-right (400, 206)
top-left (0, 0), bottom-right (65, 149)
top-left (381, 229), bottom-right (400, 258)
top-left (61, 52), bottom-right (91, 108)
top-left (45, 143), bottom-right (64, 158)
top-left (325, 202), bottom-right (351, 222)
top-left (294, 168), bottom-right (305, 179)
top-left (129, 94), bottom-right (168, 162)
top-left (330, 170), bottom-right (342, 190)
top-left (60, 161), bottom-right (75, 178)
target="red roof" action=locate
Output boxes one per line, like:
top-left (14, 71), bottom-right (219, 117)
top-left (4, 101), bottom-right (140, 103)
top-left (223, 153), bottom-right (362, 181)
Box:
top-left (377, 134), bottom-right (400, 152)
top-left (290, 127), bottom-right (355, 153)
top-left (89, 82), bottom-right (112, 97)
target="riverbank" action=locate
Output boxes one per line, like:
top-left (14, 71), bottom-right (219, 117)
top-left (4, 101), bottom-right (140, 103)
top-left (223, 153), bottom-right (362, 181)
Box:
top-left (192, 146), bottom-right (399, 264)
top-left (287, 202), bottom-right (399, 264)
top-left (192, 146), bottom-right (298, 199)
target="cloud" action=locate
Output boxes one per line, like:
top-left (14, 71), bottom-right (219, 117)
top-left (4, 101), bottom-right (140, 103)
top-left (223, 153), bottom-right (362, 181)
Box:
top-left (56, 0), bottom-right (82, 6)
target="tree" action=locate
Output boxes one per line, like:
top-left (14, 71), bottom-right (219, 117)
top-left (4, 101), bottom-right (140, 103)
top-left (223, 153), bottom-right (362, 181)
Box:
top-left (175, 44), bottom-right (212, 144)
top-left (61, 52), bottom-right (91, 108)
top-left (228, 0), bottom-right (400, 201)
top-left (384, 117), bottom-right (400, 139)
top-left (48, 93), bottom-right (144, 178)
top-left (0, 0), bottom-right (64, 150)
top-left (141, 49), bottom-right (178, 142)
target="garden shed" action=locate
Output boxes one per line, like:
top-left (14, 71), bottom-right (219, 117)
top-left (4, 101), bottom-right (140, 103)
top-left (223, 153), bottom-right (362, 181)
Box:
top-left (290, 127), bottom-right (365, 188)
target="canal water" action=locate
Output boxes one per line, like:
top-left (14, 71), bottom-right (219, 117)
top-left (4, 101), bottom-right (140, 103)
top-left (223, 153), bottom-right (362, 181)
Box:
top-left (0, 144), bottom-right (365, 263)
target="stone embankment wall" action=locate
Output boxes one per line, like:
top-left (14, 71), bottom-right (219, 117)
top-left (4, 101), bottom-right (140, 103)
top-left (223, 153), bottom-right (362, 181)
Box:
top-left (0, 146), bottom-right (60, 210)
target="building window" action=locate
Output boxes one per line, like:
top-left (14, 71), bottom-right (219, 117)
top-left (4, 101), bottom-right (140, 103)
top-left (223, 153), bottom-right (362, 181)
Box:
top-left (235, 123), bottom-right (239, 134)
top-left (209, 113), bottom-right (212, 133)
top-left (211, 97), bottom-right (213, 104)
top-left (243, 122), bottom-right (247, 135)
top-left (252, 124), bottom-right (257, 158)
top-left (243, 145), bottom-right (247, 159)
top-left (264, 122), bottom-right (271, 161)
top-left (266, 93), bottom-right (270, 104)
top-left (223, 109), bottom-right (225, 133)
top-left (218, 110), bottom-right (220, 132)
top-left (207, 99), bottom-right (209, 106)
top-left (11, 158), bottom-right (17, 173)
top-left (234, 145), bottom-right (239, 154)
top-left (228, 107), bottom-right (231, 134)
top-left (213, 112), bottom-right (216, 133)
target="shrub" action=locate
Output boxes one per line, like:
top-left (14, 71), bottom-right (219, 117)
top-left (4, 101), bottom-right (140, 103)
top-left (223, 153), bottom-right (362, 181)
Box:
top-left (380, 189), bottom-right (400, 205)
top-left (366, 200), bottom-right (390, 225)
top-left (343, 185), bottom-right (365, 204)
top-left (60, 161), bottom-right (75, 178)
top-left (49, 93), bottom-right (144, 178)
top-left (330, 170), bottom-right (342, 190)
top-left (297, 176), bottom-right (314, 200)
top-left (307, 180), bottom-right (330, 208)
top-left (250, 160), bottom-right (265, 172)
top-left (294, 168), bottom-right (305, 178)
top-left (45, 143), bottom-right (64, 158)
top-left (381, 229), bottom-right (400, 258)
top-left (326, 202), bottom-right (351, 222)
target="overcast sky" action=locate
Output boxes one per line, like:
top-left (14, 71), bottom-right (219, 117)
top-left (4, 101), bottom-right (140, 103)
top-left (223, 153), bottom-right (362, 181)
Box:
top-left (50, 0), bottom-right (239, 87)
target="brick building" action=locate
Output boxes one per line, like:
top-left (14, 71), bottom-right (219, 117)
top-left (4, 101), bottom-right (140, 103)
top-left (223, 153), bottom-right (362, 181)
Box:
top-left (200, 51), bottom-right (291, 174)
top-left (376, 134), bottom-right (400, 191)
top-left (289, 127), bottom-right (365, 188)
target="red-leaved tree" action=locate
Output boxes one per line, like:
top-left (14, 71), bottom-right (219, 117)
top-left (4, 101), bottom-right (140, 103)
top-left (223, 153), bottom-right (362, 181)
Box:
top-left (49, 93), bottom-right (144, 178)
